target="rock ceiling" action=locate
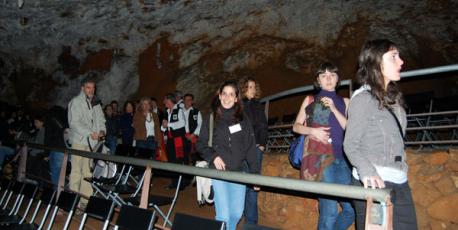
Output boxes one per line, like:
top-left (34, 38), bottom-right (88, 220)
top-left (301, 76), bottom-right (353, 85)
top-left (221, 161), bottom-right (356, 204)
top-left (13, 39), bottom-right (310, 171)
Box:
top-left (0, 0), bottom-right (456, 109)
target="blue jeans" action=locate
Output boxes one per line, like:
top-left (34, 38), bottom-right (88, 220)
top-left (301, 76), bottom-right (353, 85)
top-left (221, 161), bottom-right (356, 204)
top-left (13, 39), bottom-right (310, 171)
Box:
top-left (0, 146), bottom-right (15, 168)
top-left (318, 158), bottom-right (355, 230)
top-left (244, 148), bottom-right (263, 225)
top-left (49, 151), bottom-right (64, 187)
top-left (105, 136), bottom-right (117, 155)
top-left (212, 179), bottom-right (246, 230)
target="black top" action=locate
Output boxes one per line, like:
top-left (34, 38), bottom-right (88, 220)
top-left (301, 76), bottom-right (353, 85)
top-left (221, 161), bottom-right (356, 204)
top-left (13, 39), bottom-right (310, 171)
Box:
top-left (197, 107), bottom-right (260, 173)
top-left (165, 106), bottom-right (186, 137)
top-left (105, 115), bottom-right (120, 137)
top-left (0, 119), bottom-right (14, 147)
top-left (242, 99), bottom-right (268, 146)
top-left (187, 107), bottom-right (200, 134)
top-left (44, 108), bottom-right (68, 148)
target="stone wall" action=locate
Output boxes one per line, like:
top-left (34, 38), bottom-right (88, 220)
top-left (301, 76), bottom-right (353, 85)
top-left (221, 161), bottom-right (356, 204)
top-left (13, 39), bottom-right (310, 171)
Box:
top-left (258, 149), bottom-right (458, 229)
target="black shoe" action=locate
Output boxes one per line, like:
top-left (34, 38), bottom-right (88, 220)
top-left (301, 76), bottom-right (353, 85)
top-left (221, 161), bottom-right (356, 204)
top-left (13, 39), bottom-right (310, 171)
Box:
top-left (178, 183), bottom-right (188, 191)
top-left (165, 183), bottom-right (178, 190)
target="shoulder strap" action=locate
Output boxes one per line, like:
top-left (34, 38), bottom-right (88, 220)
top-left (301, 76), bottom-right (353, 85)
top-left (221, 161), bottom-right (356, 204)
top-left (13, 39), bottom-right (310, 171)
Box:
top-left (306, 95), bottom-right (314, 104)
top-left (303, 95), bottom-right (314, 126)
top-left (208, 113), bottom-right (214, 147)
top-left (52, 117), bottom-right (64, 129)
top-left (387, 107), bottom-right (405, 141)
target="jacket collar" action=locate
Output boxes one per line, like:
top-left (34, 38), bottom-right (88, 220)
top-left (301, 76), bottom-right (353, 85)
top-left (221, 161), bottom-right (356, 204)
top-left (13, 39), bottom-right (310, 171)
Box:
top-left (351, 84), bottom-right (371, 99)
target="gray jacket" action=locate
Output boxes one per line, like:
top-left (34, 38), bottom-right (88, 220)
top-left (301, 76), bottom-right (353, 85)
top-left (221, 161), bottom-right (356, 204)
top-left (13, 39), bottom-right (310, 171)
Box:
top-left (68, 91), bottom-right (106, 147)
top-left (343, 90), bottom-right (408, 180)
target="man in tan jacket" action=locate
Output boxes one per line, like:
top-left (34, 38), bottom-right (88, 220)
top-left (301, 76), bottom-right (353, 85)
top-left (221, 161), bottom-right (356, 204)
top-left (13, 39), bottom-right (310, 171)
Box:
top-left (68, 78), bottom-right (106, 208)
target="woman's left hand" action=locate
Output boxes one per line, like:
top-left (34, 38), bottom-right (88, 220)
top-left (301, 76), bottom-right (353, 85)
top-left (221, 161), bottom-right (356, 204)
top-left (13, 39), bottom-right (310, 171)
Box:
top-left (321, 97), bottom-right (337, 113)
top-left (253, 186), bottom-right (260, 191)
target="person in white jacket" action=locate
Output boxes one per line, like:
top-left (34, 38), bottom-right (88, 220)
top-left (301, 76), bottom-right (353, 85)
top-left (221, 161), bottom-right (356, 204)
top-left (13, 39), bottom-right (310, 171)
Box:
top-left (68, 78), bottom-right (106, 208)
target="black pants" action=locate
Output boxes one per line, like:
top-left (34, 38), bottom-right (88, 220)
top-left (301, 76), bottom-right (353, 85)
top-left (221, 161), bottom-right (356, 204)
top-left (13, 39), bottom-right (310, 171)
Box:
top-left (166, 137), bottom-right (185, 186)
top-left (183, 137), bottom-right (202, 166)
top-left (352, 178), bottom-right (418, 230)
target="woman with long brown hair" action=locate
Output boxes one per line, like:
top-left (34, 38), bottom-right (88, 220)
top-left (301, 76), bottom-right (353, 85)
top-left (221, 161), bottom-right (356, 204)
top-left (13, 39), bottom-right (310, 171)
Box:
top-left (344, 39), bottom-right (417, 229)
top-left (197, 80), bottom-right (259, 230)
top-left (239, 77), bottom-right (268, 226)
top-left (133, 97), bottom-right (163, 158)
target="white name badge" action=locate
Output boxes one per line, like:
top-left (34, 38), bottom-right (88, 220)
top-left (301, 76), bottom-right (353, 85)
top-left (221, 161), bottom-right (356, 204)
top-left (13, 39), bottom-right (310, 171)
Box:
top-left (173, 114), bottom-right (178, 120)
top-left (229, 124), bottom-right (242, 134)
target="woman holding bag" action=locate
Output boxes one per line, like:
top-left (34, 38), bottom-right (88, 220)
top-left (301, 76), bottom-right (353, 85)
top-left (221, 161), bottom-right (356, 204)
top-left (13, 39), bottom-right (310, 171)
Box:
top-left (292, 62), bottom-right (354, 230)
top-left (133, 97), bottom-right (163, 159)
top-left (344, 39), bottom-right (417, 229)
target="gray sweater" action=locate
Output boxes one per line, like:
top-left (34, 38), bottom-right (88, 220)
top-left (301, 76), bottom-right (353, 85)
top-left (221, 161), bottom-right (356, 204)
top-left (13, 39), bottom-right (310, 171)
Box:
top-left (343, 90), bottom-right (408, 181)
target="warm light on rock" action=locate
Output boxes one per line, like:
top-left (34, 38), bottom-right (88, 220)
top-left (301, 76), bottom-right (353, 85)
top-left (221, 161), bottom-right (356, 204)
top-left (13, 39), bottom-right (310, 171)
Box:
top-left (259, 149), bottom-right (458, 229)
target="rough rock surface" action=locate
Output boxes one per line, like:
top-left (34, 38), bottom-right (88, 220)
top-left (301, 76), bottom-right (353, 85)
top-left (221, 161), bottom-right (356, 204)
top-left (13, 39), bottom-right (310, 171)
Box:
top-left (0, 0), bottom-right (456, 109)
top-left (259, 149), bottom-right (458, 229)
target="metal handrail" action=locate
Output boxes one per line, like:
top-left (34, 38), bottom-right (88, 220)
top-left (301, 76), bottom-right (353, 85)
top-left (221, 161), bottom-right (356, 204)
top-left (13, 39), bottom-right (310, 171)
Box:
top-left (260, 64), bottom-right (458, 119)
top-left (266, 122), bottom-right (457, 132)
top-left (400, 64), bottom-right (458, 78)
top-left (406, 110), bottom-right (458, 118)
top-left (260, 65), bottom-right (458, 103)
top-left (26, 143), bottom-right (391, 203)
top-left (405, 140), bottom-right (458, 145)
top-left (260, 80), bottom-right (352, 103)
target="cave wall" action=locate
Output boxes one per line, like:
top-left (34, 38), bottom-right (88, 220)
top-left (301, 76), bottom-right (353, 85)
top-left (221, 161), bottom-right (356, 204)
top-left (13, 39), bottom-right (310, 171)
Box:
top-left (0, 0), bottom-right (456, 110)
top-left (259, 149), bottom-right (458, 229)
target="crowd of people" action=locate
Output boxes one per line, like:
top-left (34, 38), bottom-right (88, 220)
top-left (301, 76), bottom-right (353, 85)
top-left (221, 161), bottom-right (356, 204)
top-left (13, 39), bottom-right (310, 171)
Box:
top-left (0, 38), bottom-right (417, 230)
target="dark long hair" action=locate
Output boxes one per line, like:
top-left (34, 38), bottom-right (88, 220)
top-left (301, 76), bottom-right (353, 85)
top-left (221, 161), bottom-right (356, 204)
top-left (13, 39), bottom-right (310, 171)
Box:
top-left (213, 80), bottom-right (244, 123)
top-left (357, 39), bottom-right (403, 109)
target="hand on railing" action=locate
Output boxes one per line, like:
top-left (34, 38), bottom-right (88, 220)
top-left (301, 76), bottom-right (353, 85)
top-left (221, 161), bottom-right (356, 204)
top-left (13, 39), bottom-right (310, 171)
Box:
top-left (90, 132), bottom-right (99, 140)
top-left (362, 176), bottom-right (385, 189)
top-left (213, 156), bottom-right (226, 171)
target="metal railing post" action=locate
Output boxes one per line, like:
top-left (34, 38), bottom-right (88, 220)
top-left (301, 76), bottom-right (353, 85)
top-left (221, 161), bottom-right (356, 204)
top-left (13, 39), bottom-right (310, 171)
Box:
top-left (365, 197), bottom-right (393, 230)
top-left (58, 150), bottom-right (69, 197)
top-left (349, 80), bottom-right (353, 97)
top-left (265, 100), bottom-right (270, 120)
top-left (17, 145), bottom-right (27, 182)
top-left (140, 166), bottom-right (152, 209)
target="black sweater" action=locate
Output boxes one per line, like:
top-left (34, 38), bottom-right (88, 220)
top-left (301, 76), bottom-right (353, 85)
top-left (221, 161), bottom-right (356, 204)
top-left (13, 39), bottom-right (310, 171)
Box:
top-left (242, 99), bottom-right (268, 146)
top-left (105, 116), bottom-right (120, 137)
top-left (197, 107), bottom-right (260, 174)
top-left (44, 110), bottom-right (68, 149)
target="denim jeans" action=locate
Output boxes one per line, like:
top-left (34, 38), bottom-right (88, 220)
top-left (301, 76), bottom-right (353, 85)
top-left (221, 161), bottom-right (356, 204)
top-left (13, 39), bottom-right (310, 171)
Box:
top-left (212, 179), bottom-right (246, 230)
top-left (0, 146), bottom-right (15, 168)
top-left (105, 136), bottom-right (117, 155)
top-left (243, 147), bottom-right (263, 225)
top-left (49, 151), bottom-right (64, 187)
top-left (318, 158), bottom-right (355, 230)
top-left (352, 179), bottom-right (417, 230)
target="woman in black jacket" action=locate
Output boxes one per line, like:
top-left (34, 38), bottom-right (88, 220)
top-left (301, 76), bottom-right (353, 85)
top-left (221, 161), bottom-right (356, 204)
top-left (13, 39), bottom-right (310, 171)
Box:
top-left (239, 77), bottom-right (268, 225)
top-left (197, 80), bottom-right (259, 230)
